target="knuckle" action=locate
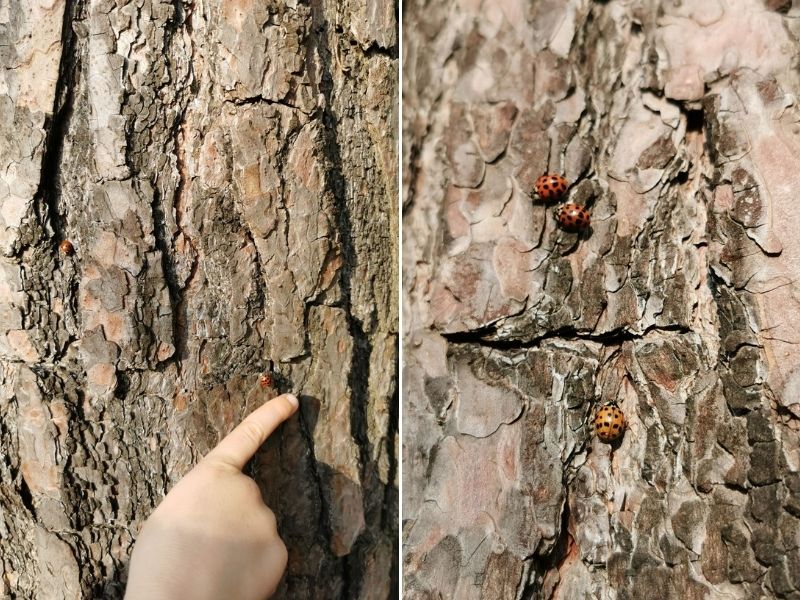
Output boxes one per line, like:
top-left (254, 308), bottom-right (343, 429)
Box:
top-left (275, 537), bottom-right (288, 569)
top-left (242, 477), bottom-right (264, 500)
top-left (264, 540), bottom-right (288, 597)
top-left (261, 506), bottom-right (279, 533)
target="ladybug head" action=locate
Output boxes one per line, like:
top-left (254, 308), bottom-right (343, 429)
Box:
top-left (599, 399), bottom-right (620, 408)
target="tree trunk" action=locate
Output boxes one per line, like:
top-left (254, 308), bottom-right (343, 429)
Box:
top-left (0, 1), bottom-right (397, 598)
top-left (403, 1), bottom-right (800, 598)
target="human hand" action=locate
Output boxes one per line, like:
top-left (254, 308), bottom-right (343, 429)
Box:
top-left (124, 393), bottom-right (300, 600)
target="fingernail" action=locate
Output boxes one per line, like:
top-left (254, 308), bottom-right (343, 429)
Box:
top-left (285, 393), bottom-right (299, 408)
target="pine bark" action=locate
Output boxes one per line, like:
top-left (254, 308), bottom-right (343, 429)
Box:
top-left (403, 1), bottom-right (800, 598)
top-left (0, 1), bottom-right (397, 598)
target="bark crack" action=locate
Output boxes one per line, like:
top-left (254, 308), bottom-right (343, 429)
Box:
top-left (224, 95), bottom-right (309, 114)
top-left (310, 8), bottom-right (386, 598)
top-left (33, 0), bottom-right (85, 252)
top-left (145, 1), bottom-right (199, 373)
top-left (170, 106), bottom-right (198, 375)
top-left (442, 322), bottom-right (694, 350)
top-left (296, 394), bottom-right (334, 543)
top-left (521, 491), bottom-right (575, 600)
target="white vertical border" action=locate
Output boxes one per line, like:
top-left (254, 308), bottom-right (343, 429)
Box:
top-left (396, 0), bottom-right (404, 595)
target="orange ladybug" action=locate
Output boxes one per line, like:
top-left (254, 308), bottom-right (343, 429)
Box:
top-left (593, 403), bottom-right (626, 443)
top-left (259, 373), bottom-right (274, 388)
top-left (534, 173), bottom-right (569, 202)
top-left (556, 203), bottom-right (590, 232)
top-left (59, 240), bottom-right (74, 255)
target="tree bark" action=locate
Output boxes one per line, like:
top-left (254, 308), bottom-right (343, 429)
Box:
top-left (403, 1), bottom-right (800, 598)
top-left (0, 1), bottom-right (397, 598)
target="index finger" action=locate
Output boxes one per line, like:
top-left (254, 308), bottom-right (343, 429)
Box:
top-left (204, 394), bottom-right (299, 470)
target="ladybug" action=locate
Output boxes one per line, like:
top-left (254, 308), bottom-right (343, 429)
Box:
top-left (593, 403), bottom-right (626, 443)
top-left (259, 373), bottom-right (274, 388)
top-left (556, 203), bottom-right (590, 232)
top-left (534, 173), bottom-right (569, 202)
top-left (59, 240), bottom-right (74, 255)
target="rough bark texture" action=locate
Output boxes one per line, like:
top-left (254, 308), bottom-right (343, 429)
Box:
top-left (403, 1), bottom-right (800, 598)
top-left (0, 1), bottom-right (397, 598)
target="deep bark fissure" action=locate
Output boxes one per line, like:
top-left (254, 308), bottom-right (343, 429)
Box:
top-left (318, 43), bottom-right (373, 461)
top-left (383, 372), bottom-right (400, 531)
top-left (401, 125), bottom-right (423, 215)
top-left (169, 0), bottom-right (187, 25)
top-left (442, 323), bottom-right (694, 350)
top-left (148, 185), bottom-right (179, 357)
top-left (359, 41), bottom-right (399, 61)
top-left (34, 0), bottom-right (84, 249)
top-left (312, 0), bottom-right (374, 526)
top-left (166, 0), bottom-right (199, 366)
top-left (524, 491), bottom-right (575, 600)
top-left (322, 89), bottom-right (374, 600)
top-left (241, 228), bottom-right (267, 344)
top-left (169, 113), bottom-right (197, 370)
top-left (226, 95), bottom-right (308, 113)
top-left (16, 469), bottom-right (35, 517)
top-left (146, 6), bottom-right (200, 373)
top-left (309, 11), bottom-right (399, 596)
top-left (295, 397), bottom-right (334, 543)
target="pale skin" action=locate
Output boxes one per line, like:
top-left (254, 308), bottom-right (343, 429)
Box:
top-left (124, 393), bottom-right (300, 600)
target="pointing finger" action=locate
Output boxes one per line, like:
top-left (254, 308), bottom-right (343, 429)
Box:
top-left (204, 393), bottom-right (299, 470)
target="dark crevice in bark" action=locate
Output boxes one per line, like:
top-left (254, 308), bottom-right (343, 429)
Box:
top-left (169, 0), bottom-right (187, 25)
top-left (17, 475), bottom-right (36, 517)
top-left (242, 228), bottom-right (267, 337)
top-left (721, 479), bottom-right (750, 494)
top-left (360, 41), bottom-right (399, 61)
top-left (330, 115), bottom-right (374, 595)
top-left (296, 394), bottom-right (334, 545)
top-left (225, 95), bottom-right (307, 114)
top-left (62, 451), bottom-right (92, 532)
top-left (442, 322), bottom-right (694, 350)
top-left (34, 0), bottom-right (84, 250)
top-left (168, 114), bottom-right (195, 372)
top-left (162, 8), bottom-right (199, 360)
top-left (685, 108), bottom-right (705, 134)
top-left (67, 387), bottom-right (106, 534)
top-left (384, 368), bottom-right (400, 531)
top-left (402, 133), bottom-right (424, 215)
top-left (523, 493), bottom-right (574, 599)
top-left (311, 8), bottom-right (389, 598)
top-left (775, 402), bottom-right (800, 424)
top-left (292, 289), bottom-right (333, 552)
top-left (330, 108), bottom-right (374, 531)
top-left (147, 0), bottom-right (200, 374)
top-left (149, 187), bottom-right (182, 367)
top-left (343, 546), bottom-right (360, 600)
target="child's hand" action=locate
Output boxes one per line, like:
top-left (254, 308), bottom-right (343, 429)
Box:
top-left (124, 393), bottom-right (300, 600)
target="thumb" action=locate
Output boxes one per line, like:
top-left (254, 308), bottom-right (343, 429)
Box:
top-left (204, 393), bottom-right (299, 470)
